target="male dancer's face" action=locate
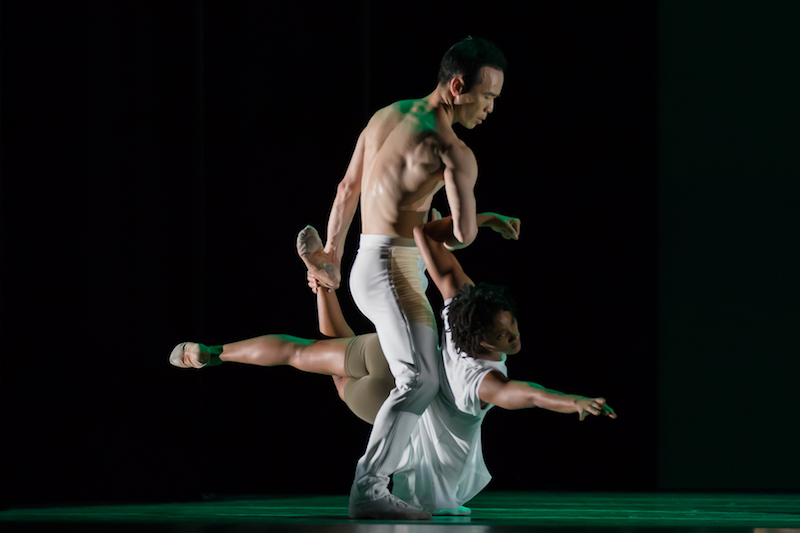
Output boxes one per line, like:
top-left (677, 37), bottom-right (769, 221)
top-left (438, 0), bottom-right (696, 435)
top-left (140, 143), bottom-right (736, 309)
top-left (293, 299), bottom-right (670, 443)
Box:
top-left (454, 66), bottom-right (504, 130)
top-left (479, 310), bottom-right (522, 355)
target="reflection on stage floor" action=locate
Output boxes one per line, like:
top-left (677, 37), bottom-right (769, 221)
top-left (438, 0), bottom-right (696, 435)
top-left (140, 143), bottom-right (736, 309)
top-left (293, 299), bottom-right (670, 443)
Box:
top-left (2, 492), bottom-right (799, 533)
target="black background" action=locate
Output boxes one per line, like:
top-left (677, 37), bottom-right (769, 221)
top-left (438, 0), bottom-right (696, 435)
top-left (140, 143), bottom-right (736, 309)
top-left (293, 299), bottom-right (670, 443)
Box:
top-left (0, 0), bottom-right (796, 507)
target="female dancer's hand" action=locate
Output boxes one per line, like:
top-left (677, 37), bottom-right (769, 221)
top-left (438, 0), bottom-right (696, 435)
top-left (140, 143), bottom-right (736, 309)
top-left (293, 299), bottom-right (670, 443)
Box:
top-left (575, 397), bottom-right (617, 421)
top-left (307, 272), bottom-right (322, 294)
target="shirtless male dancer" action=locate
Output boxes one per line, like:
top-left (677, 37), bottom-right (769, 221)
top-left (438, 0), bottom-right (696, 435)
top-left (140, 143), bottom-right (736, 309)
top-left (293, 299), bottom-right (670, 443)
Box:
top-left (297, 37), bottom-right (516, 519)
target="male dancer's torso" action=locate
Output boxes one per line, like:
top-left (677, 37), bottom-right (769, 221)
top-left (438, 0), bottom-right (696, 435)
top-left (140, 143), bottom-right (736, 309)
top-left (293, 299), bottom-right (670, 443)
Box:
top-left (359, 98), bottom-right (460, 237)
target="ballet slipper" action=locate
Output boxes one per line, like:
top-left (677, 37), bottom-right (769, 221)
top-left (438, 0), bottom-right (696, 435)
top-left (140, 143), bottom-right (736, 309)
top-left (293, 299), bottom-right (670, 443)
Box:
top-left (296, 225), bottom-right (341, 289)
top-left (169, 341), bottom-right (209, 369)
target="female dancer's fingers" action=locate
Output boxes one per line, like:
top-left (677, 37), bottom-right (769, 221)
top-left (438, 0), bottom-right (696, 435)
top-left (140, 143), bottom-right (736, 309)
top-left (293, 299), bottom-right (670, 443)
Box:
top-left (307, 272), bottom-right (320, 293)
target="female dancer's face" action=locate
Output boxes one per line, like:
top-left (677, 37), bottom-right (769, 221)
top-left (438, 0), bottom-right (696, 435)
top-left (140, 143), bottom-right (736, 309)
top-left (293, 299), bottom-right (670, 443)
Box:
top-left (479, 310), bottom-right (522, 355)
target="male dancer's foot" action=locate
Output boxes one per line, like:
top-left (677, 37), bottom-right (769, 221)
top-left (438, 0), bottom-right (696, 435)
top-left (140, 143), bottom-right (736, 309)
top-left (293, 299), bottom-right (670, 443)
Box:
top-left (296, 225), bottom-right (340, 289)
top-left (169, 342), bottom-right (220, 369)
top-left (348, 493), bottom-right (432, 520)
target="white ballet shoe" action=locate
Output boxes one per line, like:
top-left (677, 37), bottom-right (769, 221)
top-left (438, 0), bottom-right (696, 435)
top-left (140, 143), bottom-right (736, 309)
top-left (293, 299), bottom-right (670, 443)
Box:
top-left (169, 341), bottom-right (209, 369)
top-left (348, 493), bottom-right (432, 520)
top-left (296, 225), bottom-right (341, 289)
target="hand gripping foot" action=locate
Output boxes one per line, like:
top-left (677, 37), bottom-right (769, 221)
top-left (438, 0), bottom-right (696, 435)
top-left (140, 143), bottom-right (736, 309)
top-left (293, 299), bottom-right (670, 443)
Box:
top-left (296, 225), bottom-right (341, 289)
top-left (348, 493), bottom-right (432, 520)
top-left (169, 342), bottom-right (209, 369)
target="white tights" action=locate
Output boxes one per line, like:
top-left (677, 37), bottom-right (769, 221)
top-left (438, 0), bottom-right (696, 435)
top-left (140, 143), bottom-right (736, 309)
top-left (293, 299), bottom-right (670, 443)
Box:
top-left (348, 235), bottom-right (439, 502)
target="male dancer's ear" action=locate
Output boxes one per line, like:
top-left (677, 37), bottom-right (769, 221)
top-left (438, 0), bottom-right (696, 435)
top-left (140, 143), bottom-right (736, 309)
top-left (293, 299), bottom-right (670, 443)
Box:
top-left (449, 76), bottom-right (475, 105)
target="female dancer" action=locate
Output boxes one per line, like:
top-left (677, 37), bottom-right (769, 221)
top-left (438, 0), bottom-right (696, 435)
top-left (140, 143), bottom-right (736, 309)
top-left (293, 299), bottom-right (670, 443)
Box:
top-left (170, 212), bottom-right (616, 517)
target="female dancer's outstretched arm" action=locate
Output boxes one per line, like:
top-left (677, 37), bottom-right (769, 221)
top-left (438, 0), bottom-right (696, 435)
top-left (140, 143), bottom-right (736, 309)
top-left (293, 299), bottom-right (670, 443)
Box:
top-left (414, 212), bottom-right (616, 421)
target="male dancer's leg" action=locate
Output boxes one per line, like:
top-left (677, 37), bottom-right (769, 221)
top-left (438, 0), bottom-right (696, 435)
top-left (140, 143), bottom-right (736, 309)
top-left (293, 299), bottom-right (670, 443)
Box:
top-left (347, 236), bottom-right (438, 518)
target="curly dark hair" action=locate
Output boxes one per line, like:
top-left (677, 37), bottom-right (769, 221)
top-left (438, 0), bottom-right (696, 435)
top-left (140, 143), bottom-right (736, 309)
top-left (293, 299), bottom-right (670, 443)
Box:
top-left (447, 282), bottom-right (517, 356)
top-left (438, 36), bottom-right (507, 93)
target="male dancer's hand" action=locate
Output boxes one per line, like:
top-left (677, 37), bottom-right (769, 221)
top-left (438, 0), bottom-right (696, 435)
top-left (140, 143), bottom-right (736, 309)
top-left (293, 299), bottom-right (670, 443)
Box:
top-left (478, 212), bottom-right (521, 240)
top-left (575, 397), bottom-right (617, 421)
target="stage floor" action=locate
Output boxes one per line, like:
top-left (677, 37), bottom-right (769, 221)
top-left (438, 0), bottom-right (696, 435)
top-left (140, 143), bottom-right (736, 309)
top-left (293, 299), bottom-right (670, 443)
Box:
top-left (2, 492), bottom-right (800, 532)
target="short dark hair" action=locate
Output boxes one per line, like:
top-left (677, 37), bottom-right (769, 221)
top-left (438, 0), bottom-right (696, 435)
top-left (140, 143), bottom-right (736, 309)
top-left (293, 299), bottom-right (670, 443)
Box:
top-left (438, 37), bottom-right (507, 93)
top-left (447, 282), bottom-right (517, 356)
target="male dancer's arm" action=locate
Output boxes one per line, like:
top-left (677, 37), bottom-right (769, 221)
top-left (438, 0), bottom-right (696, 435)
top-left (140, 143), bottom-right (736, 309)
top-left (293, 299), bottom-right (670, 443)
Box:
top-left (419, 211), bottom-right (520, 246)
top-left (321, 131), bottom-right (367, 288)
top-left (307, 273), bottom-right (355, 338)
top-left (412, 211), bottom-right (521, 301)
top-left (440, 142), bottom-right (479, 250)
top-left (478, 374), bottom-right (617, 421)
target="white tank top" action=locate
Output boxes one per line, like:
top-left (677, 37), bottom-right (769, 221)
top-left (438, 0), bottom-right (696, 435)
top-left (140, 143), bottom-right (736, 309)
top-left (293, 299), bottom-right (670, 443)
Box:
top-left (393, 298), bottom-right (509, 512)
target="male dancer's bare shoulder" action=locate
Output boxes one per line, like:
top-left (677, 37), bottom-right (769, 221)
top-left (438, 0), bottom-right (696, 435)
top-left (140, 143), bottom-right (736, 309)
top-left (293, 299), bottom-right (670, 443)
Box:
top-left (358, 97), bottom-right (476, 239)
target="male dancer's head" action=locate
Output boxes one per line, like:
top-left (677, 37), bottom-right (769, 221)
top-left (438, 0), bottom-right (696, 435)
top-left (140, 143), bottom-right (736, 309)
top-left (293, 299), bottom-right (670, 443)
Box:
top-left (448, 282), bottom-right (521, 357)
top-left (436, 37), bottom-right (507, 129)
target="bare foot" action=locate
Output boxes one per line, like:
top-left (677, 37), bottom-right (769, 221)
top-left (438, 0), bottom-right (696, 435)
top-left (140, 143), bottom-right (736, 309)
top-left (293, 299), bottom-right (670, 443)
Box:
top-left (169, 342), bottom-right (210, 369)
top-left (296, 225), bottom-right (341, 289)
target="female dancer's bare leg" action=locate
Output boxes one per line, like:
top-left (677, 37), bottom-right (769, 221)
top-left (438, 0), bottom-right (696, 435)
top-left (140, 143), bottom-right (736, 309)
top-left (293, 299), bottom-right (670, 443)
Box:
top-left (170, 335), bottom-right (349, 381)
top-left (170, 226), bottom-right (360, 397)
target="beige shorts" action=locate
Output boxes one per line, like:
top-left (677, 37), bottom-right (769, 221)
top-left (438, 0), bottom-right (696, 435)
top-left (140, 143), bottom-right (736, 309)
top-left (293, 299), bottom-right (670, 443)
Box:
top-left (343, 333), bottom-right (394, 424)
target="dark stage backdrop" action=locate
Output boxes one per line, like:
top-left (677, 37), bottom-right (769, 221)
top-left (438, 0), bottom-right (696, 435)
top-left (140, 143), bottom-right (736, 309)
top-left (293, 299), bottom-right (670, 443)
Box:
top-left (657, 1), bottom-right (800, 490)
top-left (2, 1), bottom-right (658, 506)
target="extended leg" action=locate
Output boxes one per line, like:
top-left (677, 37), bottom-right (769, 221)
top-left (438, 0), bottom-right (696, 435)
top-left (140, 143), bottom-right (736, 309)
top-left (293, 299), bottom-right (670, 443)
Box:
top-left (170, 335), bottom-right (349, 377)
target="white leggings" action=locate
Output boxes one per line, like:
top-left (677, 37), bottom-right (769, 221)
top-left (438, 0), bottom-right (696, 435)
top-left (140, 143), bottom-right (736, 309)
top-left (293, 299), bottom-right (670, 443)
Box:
top-left (348, 235), bottom-right (439, 501)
